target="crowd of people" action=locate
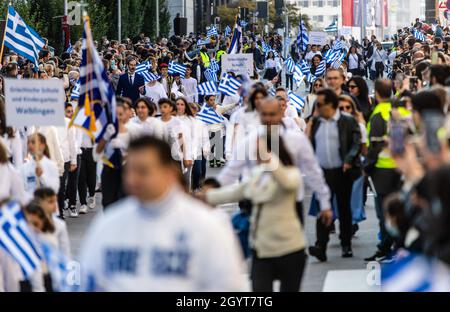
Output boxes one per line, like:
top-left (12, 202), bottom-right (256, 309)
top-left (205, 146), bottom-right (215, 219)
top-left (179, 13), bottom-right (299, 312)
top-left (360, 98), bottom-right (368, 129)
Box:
top-left (1, 17), bottom-right (450, 292)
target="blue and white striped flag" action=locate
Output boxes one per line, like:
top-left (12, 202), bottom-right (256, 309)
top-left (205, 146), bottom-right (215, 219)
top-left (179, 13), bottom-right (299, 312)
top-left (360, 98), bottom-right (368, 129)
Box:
top-left (168, 61), bottom-right (186, 78)
top-left (285, 57), bottom-right (295, 73)
top-left (293, 64), bottom-right (305, 84)
top-left (218, 72), bottom-right (241, 96)
top-left (228, 16), bottom-right (243, 54)
top-left (207, 26), bottom-right (218, 37)
top-left (331, 52), bottom-right (346, 69)
top-left (306, 73), bottom-right (317, 83)
top-left (224, 25), bottom-right (232, 36)
top-left (333, 39), bottom-right (346, 51)
top-left (314, 59), bottom-right (326, 77)
top-left (262, 41), bottom-right (271, 54)
top-left (268, 88), bottom-right (276, 97)
top-left (197, 104), bottom-right (225, 125)
top-left (4, 6), bottom-right (46, 68)
top-left (300, 59), bottom-right (310, 75)
top-left (66, 43), bottom-right (74, 54)
top-left (204, 68), bottom-right (218, 82)
top-left (297, 19), bottom-right (309, 52)
top-left (136, 61), bottom-right (152, 73)
top-left (288, 91), bottom-right (306, 112)
top-left (0, 201), bottom-right (42, 277)
top-left (71, 81), bottom-right (80, 100)
top-left (70, 16), bottom-right (117, 143)
top-left (197, 81), bottom-right (218, 95)
top-left (240, 20), bottom-right (248, 28)
top-left (325, 49), bottom-right (344, 65)
top-left (39, 240), bottom-right (72, 292)
top-left (139, 72), bottom-right (160, 83)
top-left (210, 59), bottom-right (220, 72)
top-left (197, 38), bottom-right (211, 46)
top-left (413, 29), bottom-right (426, 42)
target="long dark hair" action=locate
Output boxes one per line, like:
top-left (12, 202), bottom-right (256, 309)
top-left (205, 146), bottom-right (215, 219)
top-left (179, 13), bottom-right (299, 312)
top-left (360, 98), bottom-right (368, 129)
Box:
top-left (265, 133), bottom-right (294, 166)
top-left (23, 201), bottom-right (55, 233)
top-left (347, 76), bottom-right (369, 101)
top-left (248, 87), bottom-right (267, 111)
top-left (135, 98), bottom-right (156, 117)
top-left (176, 97), bottom-right (194, 117)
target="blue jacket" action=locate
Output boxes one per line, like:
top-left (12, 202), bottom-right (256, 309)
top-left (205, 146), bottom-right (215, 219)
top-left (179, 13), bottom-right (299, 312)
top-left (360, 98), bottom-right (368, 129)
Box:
top-left (116, 72), bottom-right (146, 105)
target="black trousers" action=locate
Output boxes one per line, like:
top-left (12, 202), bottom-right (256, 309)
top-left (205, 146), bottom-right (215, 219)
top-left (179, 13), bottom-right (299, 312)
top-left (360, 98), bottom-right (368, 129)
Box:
top-left (295, 202), bottom-right (304, 226)
top-left (57, 162), bottom-right (70, 218)
top-left (78, 148), bottom-right (97, 205)
top-left (316, 168), bottom-right (354, 249)
top-left (101, 165), bottom-right (124, 210)
top-left (191, 156), bottom-right (207, 190)
top-left (66, 154), bottom-right (81, 207)
top-left (285, 74), bottom-right (294, 90)
top-left (251, 249), bottom-right (307, 292)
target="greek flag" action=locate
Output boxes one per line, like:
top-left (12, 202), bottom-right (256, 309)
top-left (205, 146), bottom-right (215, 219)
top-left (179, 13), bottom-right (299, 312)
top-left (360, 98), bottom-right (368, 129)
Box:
top-left (240, 20), bottom-right (248, 28)
top-left (39, 240), bottom-right (71, 292)
top-left (168, 61), bottom-right (186, 78)
top-left (70, 16), bottom-right (117, 143)
top-left (297, 19), bottom-right (309, 52)
top-left (324, 20), bottom-right (338, 33)
top-left (285, 57), bottom-right (295, 73)
top-left (139, 72), bottom-right (160, 83)
top-left (413, 29), bottom-right (426, 42)
top-left (325, 49), bottom-right (344, 65)
top-left (210, 59), bottom-right (220, 72)
top-left (218, 72), bottom-right (241, 96)
top-left (0, 201), bottom-right (42, 277)
top-left (332, 40), bottom-right (347, 51)
top-left (315, 59), bottom-right (326, 77)
top-left (197, 38), bottom-right (211, 46)
top-left (207, 26), bottom-right (218, 37)
top-left (197, 104), bottom-right (225, 125)
top-left (224, 25), bottom-right (232, 36)
top-left (262, 41), bottom-right (271, 54)
top-left (4, 6), bottom-right (46, 68)
top-left (204, 68), bottom-right (218, 82)
top-left (300, 59), bottom-right (311, 75)
top-left (66, 43), bottom-right (74, 54)
top-left (306, 73), bottom-right (317, 83)
top-left (228, 16), bottom-right (243, 54)
top-left (268, 88), bottom-right (276, 97)
top-left (293, 64), bottom-right (305, 84)
top-left (331, 53), bottom-right (346, 69)
top-left (197, 81), bottom-right (218, 95)
top-left (71, 81), bottom-right (80, 100)
top-left (288, 91), bottom-right (306, 112)
top-left (136, 61), bottom-right (152, 73)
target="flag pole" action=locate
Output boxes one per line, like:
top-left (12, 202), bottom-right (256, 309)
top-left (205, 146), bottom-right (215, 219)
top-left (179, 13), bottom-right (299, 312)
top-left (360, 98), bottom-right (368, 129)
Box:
top-left (0, 3), bottom-right (12, 68)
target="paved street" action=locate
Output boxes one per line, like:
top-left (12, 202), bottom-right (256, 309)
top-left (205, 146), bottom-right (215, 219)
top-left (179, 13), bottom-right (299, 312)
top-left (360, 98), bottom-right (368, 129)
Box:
top-left (66, 167), bottom-right (380, 292)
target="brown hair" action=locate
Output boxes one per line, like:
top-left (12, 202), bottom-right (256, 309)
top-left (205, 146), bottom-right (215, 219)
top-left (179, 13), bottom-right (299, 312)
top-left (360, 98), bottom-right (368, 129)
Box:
top-left (29, 133), bottom-right (51, 159)
top-left (0, 142), bottom-right (8, 164)
top-left (0, 96), bottom-right (15, 138)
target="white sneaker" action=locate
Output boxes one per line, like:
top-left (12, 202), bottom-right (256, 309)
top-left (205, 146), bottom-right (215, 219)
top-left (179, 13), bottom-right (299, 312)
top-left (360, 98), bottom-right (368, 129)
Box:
top-left (69, 207), bottom-right (78, 218)
top-left (79, 205), bottom-right (88, 214)
top-left (88, 196), bottom-right (96, 209)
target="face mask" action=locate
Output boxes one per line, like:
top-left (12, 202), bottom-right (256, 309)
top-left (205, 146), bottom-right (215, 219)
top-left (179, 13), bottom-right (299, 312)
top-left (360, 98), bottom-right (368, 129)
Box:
top-left (385, 218), bottom-right (399, 237)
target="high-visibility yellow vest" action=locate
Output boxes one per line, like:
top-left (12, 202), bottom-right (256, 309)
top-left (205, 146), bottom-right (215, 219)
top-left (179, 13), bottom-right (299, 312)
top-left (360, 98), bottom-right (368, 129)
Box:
top-left (366, 102), bottom-right (412, 169)
top-left (200, 51), bottom-right (210, 68)
top-left (216, 50), bottom-right (226, 61)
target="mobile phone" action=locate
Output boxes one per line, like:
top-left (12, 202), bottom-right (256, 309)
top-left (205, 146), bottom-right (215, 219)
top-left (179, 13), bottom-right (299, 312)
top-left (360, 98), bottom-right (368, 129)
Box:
top-left (390, 119), bottom-right (407, 156)
top-left (422, 111), bottom-right (445, 154)
top-left (409, 76), bottom-right (418, 92)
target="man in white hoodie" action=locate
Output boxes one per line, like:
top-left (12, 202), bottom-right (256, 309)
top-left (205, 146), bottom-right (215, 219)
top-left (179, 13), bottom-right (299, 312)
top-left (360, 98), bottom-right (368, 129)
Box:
top-left (80, 135), bottom-right (245, 291)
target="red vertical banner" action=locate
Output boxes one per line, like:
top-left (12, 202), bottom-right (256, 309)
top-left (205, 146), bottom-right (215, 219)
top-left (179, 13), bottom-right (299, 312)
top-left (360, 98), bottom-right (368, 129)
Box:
top-left (342, 0), bottom-right (354, 26)
top-left (383, 0), bottom-right (389, 27)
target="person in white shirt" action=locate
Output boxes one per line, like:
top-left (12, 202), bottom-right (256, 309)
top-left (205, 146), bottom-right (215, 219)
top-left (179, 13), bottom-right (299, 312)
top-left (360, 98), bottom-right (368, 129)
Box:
top-left (0, 143), bottom-right (27, 204)
top-left (275, 87), bottom-right (307, 132)
top-left (33, 188), bottom-right (71, 258)
top-left (369, 42), bottom-right (388, 80)
top-left (79, 135), bottom-right (245, 291)
top-left (158, 98), bottom-right (192, 177)
top-left (55, 117), bottom-right (77, 219)
top-left (76, 131), bottom-right (97, 218)
top-left (175, 97), bottom-right (197, 190)
top-left (31, 126), bottom-right (65, 177)
top-left (142, 79), bottom-right (167, 115)
top-left (170, 74), bottom-right (186, 100)
top-left (305, 45), bottom-right (322, 63)
top-left (181, 66), bottom-right (198, 104)
top-left (95, 99), bottom-right (135, 209)
top-left (19, 133), bottom-right (60, 203)
top-left (131, 98), bottom-right (165, 139)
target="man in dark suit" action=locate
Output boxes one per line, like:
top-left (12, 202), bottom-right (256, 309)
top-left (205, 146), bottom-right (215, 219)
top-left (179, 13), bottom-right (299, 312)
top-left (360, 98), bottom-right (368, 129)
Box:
top-left (116, 56), bottom-right (146, 106)
top-left (308, 88), bottom-right (362, 261)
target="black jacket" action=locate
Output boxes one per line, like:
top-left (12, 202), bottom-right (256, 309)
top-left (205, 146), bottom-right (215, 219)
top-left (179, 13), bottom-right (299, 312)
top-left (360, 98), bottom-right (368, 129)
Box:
top-left (310, 112), bottom-right (362, 168)
top-left (116, 72), bottom-right (146, 105)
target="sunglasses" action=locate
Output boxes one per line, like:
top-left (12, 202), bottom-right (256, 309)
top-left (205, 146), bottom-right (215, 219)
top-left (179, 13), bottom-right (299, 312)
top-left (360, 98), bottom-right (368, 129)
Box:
top-left (314, 84), bottom-right (323, 87)
top-left (339, 105), bottom-right (352, 110)
top-left (348, 85), bottom-right (358, 89)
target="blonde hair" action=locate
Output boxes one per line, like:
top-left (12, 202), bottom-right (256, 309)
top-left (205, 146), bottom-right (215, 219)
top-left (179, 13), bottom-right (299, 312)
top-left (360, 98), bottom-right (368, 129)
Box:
top-left (339, 95), bottom-right (365, 125)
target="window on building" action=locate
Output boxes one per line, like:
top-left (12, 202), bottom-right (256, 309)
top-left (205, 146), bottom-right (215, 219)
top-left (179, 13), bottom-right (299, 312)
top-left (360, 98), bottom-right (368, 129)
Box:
top-left (312, 0), bottom-right (324, 7)
top-left (318, 16), bottom-right (324, 22)
top-left (327, 0), bottom-right (338, 6)
top-left (298, 0), bottom-right (309, 7)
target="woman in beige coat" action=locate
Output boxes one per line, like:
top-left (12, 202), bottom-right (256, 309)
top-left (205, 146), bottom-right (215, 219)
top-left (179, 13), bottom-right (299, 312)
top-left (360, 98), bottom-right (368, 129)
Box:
top-left (205, 135), bottom-right (307, 292)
